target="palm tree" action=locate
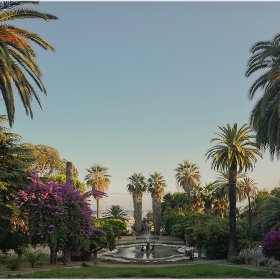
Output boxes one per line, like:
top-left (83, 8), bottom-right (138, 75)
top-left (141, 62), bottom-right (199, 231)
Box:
top-left (127, 173), bottom-right (147, 234)
top-left (205, 123), bottom-right (262, 258)
top-left (191, 183), bottom-right (204, 213)
top-left (239, 177), bottom-right (258, 239)
top-left (103, 205), bottom-right (129, 222)
top-left (246, 33), bottom-right (280, 159)
top-left (147, 172), bottom-right (166, 234)
top-left (258, 188), bottom-right (280, 232)
top-left (213, 171), bottom-right (246, 204)
top-left (174, 160), bottom-right (201, 211)
top-left (85, 164), bottom-right (111, 218)
top-left (0, 2), bottom-right (58, 127)
top-left (201, 183), bottom-right (216, 214)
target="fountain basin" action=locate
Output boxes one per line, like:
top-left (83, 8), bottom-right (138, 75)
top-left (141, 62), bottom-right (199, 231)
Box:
top-left (101, 243), bottom-right (193, 262)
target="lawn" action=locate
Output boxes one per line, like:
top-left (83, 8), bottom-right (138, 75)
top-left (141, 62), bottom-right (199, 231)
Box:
top-left (5, 263), bottom-right (270, 278)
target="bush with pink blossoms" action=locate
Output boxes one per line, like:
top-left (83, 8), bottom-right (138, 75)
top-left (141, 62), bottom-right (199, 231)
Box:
top-left (15, 172), bottom-right (106, 264)
top-left (261, 229), bottom-right (280, 261)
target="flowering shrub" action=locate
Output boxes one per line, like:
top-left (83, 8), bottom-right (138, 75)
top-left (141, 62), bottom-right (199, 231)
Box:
top-left (261, 229), bottom-right (280, 261)
top-left (15, 172), bottom-right (106, 263)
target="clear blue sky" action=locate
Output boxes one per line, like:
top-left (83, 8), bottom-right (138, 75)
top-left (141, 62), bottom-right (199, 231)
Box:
top-left (4, 1), bottom-right (280, 212)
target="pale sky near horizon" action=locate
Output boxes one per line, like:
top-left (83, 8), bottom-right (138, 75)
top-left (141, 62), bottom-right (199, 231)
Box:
top-left (3, 1), bottom-right (280, 212)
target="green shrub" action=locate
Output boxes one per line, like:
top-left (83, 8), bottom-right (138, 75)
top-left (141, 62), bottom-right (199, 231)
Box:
top-left (201, 219), bottom-right (229, 259)
top-left (229, 255), bottom-right (245, 264)
top-left (4, 256), bottom-right (22, 270)
top-left (259, 260), bottom-right (268, 266)
top-left (0, 255), bottom-right (9, 264)
top-left (18, 246), bottom-right (47, 268)
top-left (81, 262), bottom-right (90, 267)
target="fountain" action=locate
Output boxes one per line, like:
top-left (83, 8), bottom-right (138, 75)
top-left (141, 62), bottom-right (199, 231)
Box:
top-left (101, 243), bottom-right (189, 261)
top-left (144, 226), bottom-right (151, 253)
top-left (100, 226), bottom-right (197, 262)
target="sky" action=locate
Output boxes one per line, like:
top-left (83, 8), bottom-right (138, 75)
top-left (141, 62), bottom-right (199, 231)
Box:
top-left (3, 1), bottom-right (280, 212)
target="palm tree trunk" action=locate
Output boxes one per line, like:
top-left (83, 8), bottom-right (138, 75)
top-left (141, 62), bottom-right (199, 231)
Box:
top-left (228, 162), bottom-right (237, 259)
top-left (187, 190), bottom-right (192, 211)
top-left (66, 161), bottom-right (73, 182)
top-left (96, 197), bottom-right (101, 218)
top-left (133, 192), bottom-right (142, 233)
top-left (248, 195), bottom-right (252, 240)
top-left (152, 194), bottom-right (161, 234)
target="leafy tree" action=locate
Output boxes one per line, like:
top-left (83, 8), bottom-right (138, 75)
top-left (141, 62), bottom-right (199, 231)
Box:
top-left (246, 33), bottom-right (280, 159)
top-left (127, 173), bottom-right (147, 233)
top-left (147, 172), bottom-right (166, 234)
top-left (0, 116), bottom-right (30, 253)
top-left (175, 160), bottom-right (201, 211)
top-left (0, 1), bottom-right (58, 127)
top-left (24, 144), bottom-right (79, 177)
top-left (15, 173), bottom-right (106, 264)
top-left (85, 164), bottom-right (111, 218)
top-left (161, 192), bottom-right (189, 215)
top-left (43, 174), bottom-right (85, 193)
top-left (103, 205), bottom-right (129, 222)
top-left (205, 123), bottom-right (262, 258)
top-left (144, 211), bottom-right (153, 227)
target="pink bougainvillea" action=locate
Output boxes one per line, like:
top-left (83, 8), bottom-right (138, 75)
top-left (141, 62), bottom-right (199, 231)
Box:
top-left (15, 172), bottom-right (106, 263)
top-left (261, 229), bottom-right (280, 261)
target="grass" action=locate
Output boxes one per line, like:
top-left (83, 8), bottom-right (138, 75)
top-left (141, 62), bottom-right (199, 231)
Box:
top-left (4, 263), bottom-right (270, 278)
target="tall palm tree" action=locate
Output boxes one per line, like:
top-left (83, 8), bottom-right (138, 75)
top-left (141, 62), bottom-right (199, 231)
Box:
top-left (174, 160), bottom-right (201, 211)
top-left (85, 164), bottom-right (111, 218)
top-left (127, 173), bottom-right (146, 234)
top-left (239, 177), bottom-right (258, 239)
top-left (0, 1), bottom-right (58, 127)
top-left (205, 123), bottom-right (262, 258)
top-left (147, 172), bottom-right (166, 234)
top-left (246, 33), bottom-right (280, 159)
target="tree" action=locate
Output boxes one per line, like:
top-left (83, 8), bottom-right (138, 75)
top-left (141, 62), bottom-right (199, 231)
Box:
top-left (104, 205), bottom-right (129, 222)
top-left (0, 115), bottom-right (30, 254)
top-left (24, 144), bottom-right (61, 176)
top-left (88, 218), bottom-right (126, 259)
top-left (85, 164), bottom-right (111, 218)
top-left (43, 174), bottom-right (85, 193)
top-left (205, 123), bottom-right (262, 258)
top-left (200, 183), bottom-right (216, 215)
top-left (0, 1), bottom-right (58, 127)
top-left (174, 160), bottom-right (201, 211)
top-left (191, 183), bottom-right (205, 213)
top-left (258, 188), bottom-right (280, 232)
top-left (24, 144), bottom-right (79, 177)
top-left (246, 33), bottom-right (280, 159)
top-left (262, 229), bottom-right (280, 261)
top-left (15, 173), bottom-right (106, 264)
top-left (161, 192), bottom-right (189, 215)
top-left (147, 172), bottom-right (166, 234)
top-left (127, 173), bottom-right (147, 234)
top-left (239, 177), bottom-right (258, 239)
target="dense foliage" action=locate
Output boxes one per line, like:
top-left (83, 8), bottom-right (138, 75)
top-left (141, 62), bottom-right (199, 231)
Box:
top-left (261, 229), bottom-right (280, 261)
top-left (15, 173), bottom-right (105, 263)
